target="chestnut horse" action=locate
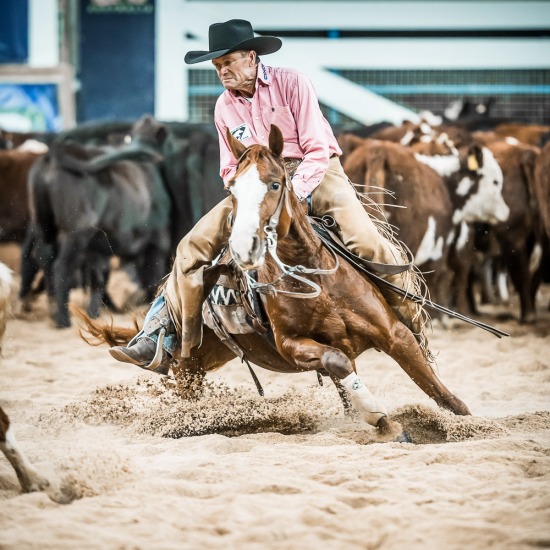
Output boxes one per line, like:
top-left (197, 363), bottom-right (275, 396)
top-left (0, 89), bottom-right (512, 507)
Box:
top-left (78, 124), bottom-right (471, 438)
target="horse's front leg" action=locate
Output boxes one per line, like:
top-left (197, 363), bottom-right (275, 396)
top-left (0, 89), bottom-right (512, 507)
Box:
top-left (280, 337), bottom-right (392, 431)
top-left (172, 326), bottom-right (237, 399)
top-left (372, 319), bottom-right (471, 416)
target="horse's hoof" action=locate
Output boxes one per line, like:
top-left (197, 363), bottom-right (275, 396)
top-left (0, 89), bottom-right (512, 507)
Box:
top-left (394, 431), bottom-right (413, 444)
top-left (22, 476), bottom-right (50, 493)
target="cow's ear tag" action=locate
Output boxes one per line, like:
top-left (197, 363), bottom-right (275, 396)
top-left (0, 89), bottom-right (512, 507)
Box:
top-left (467, 154), bottom-right (479, 171)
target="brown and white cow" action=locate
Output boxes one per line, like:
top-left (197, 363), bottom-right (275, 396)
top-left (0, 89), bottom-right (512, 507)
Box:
top-left (413, 144), bottom-right (510, 313)
top-left (493, 123), bottom-right (550, 147)
top-left (370, 119), bottom-right (458, 156)
top-left (414, 144), bottom-right (509, 226)
top-left (483, 140), bottom-right (544, 323)
top-left (370, 120), bottom-right (434, 145)
top-left (345, 140), bottom-right (509, 313)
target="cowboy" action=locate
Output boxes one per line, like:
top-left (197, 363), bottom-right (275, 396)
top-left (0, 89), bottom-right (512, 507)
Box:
top-left (110, 19), bottom-right (423, 370)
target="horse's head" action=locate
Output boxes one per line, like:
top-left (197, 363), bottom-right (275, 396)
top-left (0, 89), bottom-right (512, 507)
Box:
top-left (225, 124), bottom-right (292, 270)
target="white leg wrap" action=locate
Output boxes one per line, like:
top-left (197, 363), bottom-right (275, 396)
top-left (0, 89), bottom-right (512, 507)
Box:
top-left (341, 372), bottom-right (387, 427)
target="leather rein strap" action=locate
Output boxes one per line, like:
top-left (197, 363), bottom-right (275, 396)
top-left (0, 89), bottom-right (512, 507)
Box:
top-left (310, 217), bottom-right (509, 339)
top-left (244, 168), bottom-right (340, 299)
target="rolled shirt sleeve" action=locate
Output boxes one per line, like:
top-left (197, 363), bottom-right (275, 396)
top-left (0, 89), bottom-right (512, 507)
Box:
top-left (286, 72), bottom-right (331, 199)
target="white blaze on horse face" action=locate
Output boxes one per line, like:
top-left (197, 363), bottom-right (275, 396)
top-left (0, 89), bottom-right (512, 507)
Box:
top-left (453, 148), bottom-right (510, 225)
top-left (415, 216), bottom-right (444, 266)
top-left (229, 164), bottom-right (267, 267)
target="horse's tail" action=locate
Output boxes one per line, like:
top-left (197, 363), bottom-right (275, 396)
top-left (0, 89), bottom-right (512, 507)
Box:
top-left (70, 305), bottom-right (140, 348)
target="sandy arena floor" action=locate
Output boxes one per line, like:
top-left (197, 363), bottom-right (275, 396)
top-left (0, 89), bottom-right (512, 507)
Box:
top-left (0, 243), bottom-right (548, 549)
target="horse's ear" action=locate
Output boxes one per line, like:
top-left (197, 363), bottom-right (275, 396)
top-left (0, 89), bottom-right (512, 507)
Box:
top-left (269, 124), bottom-right (284, 157)
top-left (226, 127), bottom-right (246, 161)
top-left (276, 190), bottom-right (292, 239)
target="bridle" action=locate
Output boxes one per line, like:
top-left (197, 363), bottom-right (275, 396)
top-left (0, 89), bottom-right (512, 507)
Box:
top-left (231, 150), bottom-right (339, 299)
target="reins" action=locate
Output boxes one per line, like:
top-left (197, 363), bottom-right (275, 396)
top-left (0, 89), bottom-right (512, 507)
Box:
top-left (241, 163), bottom-right (339, 299)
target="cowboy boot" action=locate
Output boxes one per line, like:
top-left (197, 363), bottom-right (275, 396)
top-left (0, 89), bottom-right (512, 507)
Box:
top-left (109, 295), bottom-right (176, 374)
top-left (109, 337), bottom-right (158, 367)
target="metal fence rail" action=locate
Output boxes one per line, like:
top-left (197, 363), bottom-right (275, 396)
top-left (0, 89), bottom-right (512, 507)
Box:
top-left (188, 68), bottom-right (550, 125)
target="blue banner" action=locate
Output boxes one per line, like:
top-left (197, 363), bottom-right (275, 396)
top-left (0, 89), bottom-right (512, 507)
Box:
top-left (0, 84), bottom-right (62, 131)
top-left (0, 0), bottom-right (29, 63)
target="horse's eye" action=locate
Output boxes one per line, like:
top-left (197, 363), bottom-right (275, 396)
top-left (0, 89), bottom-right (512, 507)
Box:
top-left (271, 182), bottom-right (281, 191)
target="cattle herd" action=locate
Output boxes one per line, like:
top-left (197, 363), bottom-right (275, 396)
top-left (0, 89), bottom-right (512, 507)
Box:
top-left (339, 117), bottom-right (550, 324)
top-left (1, 116), bottom-right (226, 327)
top-left (0, 111), bottom-right (549, 330)
top-left (0, 107), bottom-right (549, 495)
top-left (0, 111), bottom-right (549, 329)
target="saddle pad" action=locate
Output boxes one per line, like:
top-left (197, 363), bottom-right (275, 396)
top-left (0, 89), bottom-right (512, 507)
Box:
top-left (203, 283), bottom-right (256, 335)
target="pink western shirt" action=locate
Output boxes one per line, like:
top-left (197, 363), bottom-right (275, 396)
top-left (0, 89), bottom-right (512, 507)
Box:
top-left (214, 63), bottom-right (342, 199)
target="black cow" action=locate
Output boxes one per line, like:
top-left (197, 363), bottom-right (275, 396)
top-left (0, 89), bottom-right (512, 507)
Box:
top-left (23, 116), bottom-right (172, 328)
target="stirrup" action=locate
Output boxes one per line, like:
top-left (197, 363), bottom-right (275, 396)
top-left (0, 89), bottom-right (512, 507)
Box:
top-left (142, 328), bottom-right (166, 371)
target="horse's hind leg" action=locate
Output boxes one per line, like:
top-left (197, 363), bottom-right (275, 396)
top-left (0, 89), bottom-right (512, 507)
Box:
top-left (0, 408), bottom-right (49, 494)
top-left (280, 337), bottom-right (391, 431)
top-left (328, 374), bottom-right (354, 417)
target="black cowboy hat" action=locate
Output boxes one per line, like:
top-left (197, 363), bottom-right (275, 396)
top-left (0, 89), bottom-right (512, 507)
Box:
top-left (184, 19), bottom-right (282, 65)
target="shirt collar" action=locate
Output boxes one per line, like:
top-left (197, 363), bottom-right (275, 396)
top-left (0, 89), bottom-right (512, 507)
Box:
top-left (226, 63), bottom-right (271, 101)
top-left (228, 63), bottom-right (271, 102)
top-left (257, 63), bottom-right (271, 86)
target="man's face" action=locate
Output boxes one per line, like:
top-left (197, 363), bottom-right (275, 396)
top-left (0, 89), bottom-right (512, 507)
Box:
top-left (212, 50), bottom-right (257, 91)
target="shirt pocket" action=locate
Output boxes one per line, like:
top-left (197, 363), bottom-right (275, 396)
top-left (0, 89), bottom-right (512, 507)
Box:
top-left (263, 106), bottom-right (298, 143)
